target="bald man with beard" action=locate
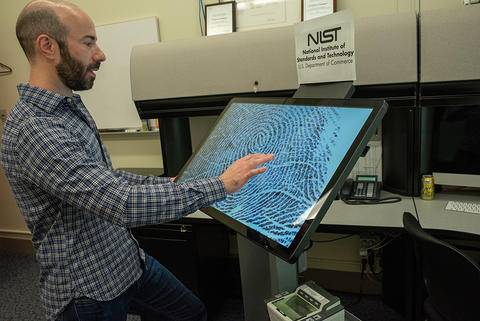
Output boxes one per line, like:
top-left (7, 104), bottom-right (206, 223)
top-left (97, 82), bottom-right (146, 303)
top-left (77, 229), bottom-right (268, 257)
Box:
top-left (1, 1), bottom-right (275, 320)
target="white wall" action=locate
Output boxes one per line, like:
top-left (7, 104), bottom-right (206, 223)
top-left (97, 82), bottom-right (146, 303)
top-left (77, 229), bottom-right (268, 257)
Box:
top-left (0, 0), bottom-right (465, 240)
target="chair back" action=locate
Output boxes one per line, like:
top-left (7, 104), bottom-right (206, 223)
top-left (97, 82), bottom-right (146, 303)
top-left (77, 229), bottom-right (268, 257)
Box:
top-left (402, 212), bottom-right (480, 321)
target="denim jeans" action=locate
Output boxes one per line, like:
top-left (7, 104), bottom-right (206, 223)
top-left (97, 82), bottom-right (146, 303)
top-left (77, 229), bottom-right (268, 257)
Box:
top-left (58, 254), bottom-right (207, 321)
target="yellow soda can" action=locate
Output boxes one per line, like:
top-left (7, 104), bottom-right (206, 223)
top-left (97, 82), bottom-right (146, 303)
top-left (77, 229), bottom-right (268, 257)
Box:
top-left (421, 175), bottom-right (435, 200)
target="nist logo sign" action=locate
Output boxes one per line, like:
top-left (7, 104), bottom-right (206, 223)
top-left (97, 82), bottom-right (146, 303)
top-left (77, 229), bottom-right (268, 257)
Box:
top-left (294, 10), bottom-right (355, 84)
top-left (307, 26), bottom-right (341, 46)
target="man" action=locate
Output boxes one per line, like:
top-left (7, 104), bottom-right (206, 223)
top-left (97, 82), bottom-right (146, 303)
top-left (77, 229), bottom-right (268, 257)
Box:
top-left (1, 1), bottom-right (275, 320)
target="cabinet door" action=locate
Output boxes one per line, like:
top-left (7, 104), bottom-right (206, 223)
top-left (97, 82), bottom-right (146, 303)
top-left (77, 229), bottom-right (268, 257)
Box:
top-left (134, 224), bottom-right (200, 294)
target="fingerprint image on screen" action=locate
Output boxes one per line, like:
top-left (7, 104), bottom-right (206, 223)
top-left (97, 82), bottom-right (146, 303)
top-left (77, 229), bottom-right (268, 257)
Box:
top-left (178, 102), bottom-right (372, 247)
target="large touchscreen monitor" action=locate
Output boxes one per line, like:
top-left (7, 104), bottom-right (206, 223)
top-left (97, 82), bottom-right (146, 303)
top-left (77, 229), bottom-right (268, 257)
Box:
top-left (175, 97), bottom-right (388, 263)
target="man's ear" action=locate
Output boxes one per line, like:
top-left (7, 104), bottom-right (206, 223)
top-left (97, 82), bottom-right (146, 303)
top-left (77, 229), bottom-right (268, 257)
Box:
top-left (36, 34), bottom-right (59, 61)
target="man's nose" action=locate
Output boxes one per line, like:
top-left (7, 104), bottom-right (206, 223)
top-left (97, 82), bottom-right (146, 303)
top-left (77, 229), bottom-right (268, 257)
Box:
top-left (95, 46), bottom-right (106, 62)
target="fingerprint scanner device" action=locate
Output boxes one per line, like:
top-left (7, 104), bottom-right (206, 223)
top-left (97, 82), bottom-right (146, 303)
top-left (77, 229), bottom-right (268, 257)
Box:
top-left (266, 281), bottom-right (344, 321)
top-left (176, 97), bottom-right (388, 263)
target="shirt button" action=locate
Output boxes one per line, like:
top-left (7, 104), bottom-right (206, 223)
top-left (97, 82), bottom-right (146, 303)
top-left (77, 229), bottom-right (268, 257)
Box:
top-left (66, 98), bottom-right (72, 104)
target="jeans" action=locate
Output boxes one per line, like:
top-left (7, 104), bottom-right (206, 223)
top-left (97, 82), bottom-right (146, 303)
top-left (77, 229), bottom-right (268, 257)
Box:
top-left (58, 254), bottom-right (207, 321)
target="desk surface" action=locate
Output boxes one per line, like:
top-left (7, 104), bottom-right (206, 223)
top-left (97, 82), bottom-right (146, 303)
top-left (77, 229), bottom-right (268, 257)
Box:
top-left (321, 191), bottom-right (414, 229)
top-left (186, 190), bottom-right (480, 237)
top-left (186, 191), bottom-right (414, 231)
top-left (414, 190), bottom-right (480, 237)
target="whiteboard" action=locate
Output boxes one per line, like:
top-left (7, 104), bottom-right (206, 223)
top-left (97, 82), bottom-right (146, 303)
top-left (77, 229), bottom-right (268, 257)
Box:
top-left (80, 17), bottom-right (160, 130)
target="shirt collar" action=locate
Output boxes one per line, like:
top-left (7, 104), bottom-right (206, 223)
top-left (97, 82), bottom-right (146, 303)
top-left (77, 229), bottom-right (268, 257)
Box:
top-left (17, 83), bottom-right (82, 113)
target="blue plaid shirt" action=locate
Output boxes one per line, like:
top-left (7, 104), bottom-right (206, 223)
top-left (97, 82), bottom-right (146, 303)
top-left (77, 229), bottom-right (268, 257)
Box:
top-left (1, 84), bottom-right (226, 321)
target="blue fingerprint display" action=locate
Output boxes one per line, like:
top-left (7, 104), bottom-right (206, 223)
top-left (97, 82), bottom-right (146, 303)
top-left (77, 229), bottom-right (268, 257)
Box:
top-left (178, 103), bottom-right (372, 247)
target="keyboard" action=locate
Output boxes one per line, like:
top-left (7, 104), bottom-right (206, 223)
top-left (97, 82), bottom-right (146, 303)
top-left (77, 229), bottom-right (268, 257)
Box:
top-left (445, 201), bottom-right (480, 214)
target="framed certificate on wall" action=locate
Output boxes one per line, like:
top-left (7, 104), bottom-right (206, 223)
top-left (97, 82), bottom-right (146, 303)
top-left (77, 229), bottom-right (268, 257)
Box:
top-left (302, 0), bottom-right (336, 21)
top-left (205, 1), bottom-right (236, 36)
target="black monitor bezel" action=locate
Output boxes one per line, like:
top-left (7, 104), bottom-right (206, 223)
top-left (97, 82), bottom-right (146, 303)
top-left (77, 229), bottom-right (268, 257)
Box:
top-left (175, 97), bottom-right (388, 263)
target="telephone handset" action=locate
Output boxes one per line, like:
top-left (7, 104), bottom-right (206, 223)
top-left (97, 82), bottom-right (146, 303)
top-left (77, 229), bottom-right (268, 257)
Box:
top-left (340, 175), bottom-right (381, 200)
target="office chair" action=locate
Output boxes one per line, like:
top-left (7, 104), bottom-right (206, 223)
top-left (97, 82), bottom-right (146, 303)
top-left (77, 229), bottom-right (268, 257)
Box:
top-left (402, 212), bottom-right (480, 321)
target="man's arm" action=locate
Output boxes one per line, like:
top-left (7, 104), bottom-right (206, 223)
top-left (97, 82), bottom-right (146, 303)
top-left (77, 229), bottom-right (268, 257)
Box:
top-left (17, 119), bottom-right (274, 227)
top-left (113, 169), bottom-right (172, 185)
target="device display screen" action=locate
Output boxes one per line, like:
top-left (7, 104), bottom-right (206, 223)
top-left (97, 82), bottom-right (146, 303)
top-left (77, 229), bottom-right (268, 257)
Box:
top-left (357, 175), bottom-right (377, 182)
top-left (176, 97), bottom-right (387, 262)
top-left (272, 295), bottom-right (317, 320)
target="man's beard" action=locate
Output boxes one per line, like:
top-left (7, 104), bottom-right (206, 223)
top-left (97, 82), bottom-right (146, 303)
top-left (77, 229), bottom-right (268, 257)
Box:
top-left (56, 43), bottom-right (100, 91)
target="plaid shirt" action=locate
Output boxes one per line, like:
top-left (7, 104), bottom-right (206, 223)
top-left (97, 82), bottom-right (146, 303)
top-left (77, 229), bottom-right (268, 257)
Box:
top-left (1, 84), bottom-right (226, 321)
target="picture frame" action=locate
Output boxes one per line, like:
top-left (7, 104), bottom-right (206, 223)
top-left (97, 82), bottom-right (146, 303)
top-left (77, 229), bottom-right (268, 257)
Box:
top-left (205, 1), bottom-right (236, 36)
top-left (301, 0), bottom-right (336, 21)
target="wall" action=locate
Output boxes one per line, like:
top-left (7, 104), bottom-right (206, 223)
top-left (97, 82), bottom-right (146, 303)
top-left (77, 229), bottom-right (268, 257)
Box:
top-left (0, 1), bottom-right (464, 240)
top-left (0, 0), bottom-right (220, 238)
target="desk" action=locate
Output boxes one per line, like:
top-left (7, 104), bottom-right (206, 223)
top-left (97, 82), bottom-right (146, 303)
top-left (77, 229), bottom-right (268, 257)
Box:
top-left (321, 191), bottom-right (415, 230)
top-left (186, 191), bottom-right (415, 231)
top-left (183, 190), bottom-right (479, 321)
top-left (187, 190), bottom-right (480, 238)
top-left (414, 190), bottom-right (480, 238)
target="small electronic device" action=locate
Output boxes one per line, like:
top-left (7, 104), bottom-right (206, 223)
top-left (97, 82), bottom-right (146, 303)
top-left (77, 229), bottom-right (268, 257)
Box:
top-left (341, 175), bottom-right (381, 200)
top-left (175, 97), bottom-right (387, 263)
top-left (265, 281), bottom-right (344, 321)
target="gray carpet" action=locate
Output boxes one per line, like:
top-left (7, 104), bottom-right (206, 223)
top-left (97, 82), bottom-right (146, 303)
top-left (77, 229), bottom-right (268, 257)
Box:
top-left (330, 291), bottom-right (404, 321)
top-left (0, 250), bottom-right (44, 320)
top-left (0, 250), bottom-right (242, 321)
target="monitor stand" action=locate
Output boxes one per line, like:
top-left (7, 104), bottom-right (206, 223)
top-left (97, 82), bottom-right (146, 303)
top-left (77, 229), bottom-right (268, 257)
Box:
top-left (158, 117), bottom-right (192, 177)
top-left (237, 235), bottom-right (298, 320)
top-left (237, 81), bottom-right (355, 321)
top-left (293, 81), bottom-right (355, 99)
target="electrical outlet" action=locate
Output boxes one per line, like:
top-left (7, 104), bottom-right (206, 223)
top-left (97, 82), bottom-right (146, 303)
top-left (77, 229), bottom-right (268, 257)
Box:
top-left (359, 233), bottom-right (383, 275)
top-left (359, 233), bottom-right (381, 257)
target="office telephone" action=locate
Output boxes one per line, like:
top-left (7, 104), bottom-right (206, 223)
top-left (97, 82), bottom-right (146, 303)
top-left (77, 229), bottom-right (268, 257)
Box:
top-left (341, 175), bottom-right (381, 200)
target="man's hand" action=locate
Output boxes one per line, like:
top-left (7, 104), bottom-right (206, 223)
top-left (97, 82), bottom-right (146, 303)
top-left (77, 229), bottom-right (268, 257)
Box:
top-left (219, 153), bottom-right (275, 194)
